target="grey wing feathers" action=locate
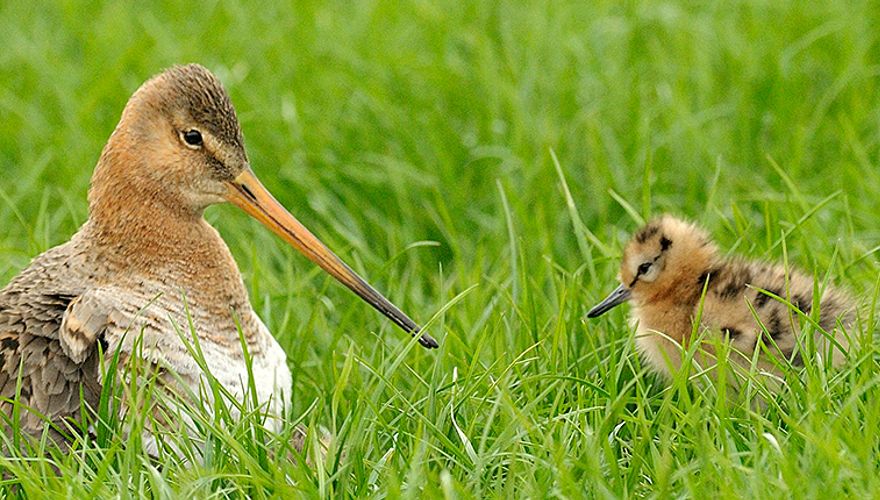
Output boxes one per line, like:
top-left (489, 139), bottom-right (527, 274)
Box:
top-left (0, 331), bottom-right (101, 436)
top-left (0, 242), bottom-right (106, 439)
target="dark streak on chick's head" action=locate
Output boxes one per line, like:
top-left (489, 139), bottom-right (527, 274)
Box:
top-left (621, 215), bottom-right (718, 304)
top-left (634, 222), bottom-right (660, 244)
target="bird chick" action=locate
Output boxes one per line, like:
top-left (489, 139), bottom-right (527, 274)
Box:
top-left (587, 215), bottom-right (854, 379)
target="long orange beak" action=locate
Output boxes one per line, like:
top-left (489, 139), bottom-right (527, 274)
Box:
top-left (225, 167), bottom-right (438, 349)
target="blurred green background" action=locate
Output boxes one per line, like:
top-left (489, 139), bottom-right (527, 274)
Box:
top-left (1, 1), bottom-right (879, 497)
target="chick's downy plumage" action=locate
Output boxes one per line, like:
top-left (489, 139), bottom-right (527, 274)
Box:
top-left (588, 215), bottom-right (853, 378)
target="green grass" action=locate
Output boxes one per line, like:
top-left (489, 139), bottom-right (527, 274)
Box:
top-left (1, 0), bottom-right (880, 497)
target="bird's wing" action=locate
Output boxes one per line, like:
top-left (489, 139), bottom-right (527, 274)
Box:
top-left (0, 288), bottom-right (111, 439)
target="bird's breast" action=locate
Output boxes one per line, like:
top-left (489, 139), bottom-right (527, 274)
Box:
top-left (196, 314), bottom-right (292, 427)
top-left (103, 291), bottom-right (293, 424)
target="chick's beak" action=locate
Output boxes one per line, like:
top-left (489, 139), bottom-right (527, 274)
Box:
top-left (225, 167), bottom-right (438, 349)
top-left (586, 284), bottom-right (631, 318)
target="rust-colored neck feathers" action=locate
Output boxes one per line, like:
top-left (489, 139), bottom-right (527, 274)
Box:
top-left (81, 65), bottom-right (249, 296)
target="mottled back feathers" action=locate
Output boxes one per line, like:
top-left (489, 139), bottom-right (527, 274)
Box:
top-left (589, 215), bottom-right (854, 378)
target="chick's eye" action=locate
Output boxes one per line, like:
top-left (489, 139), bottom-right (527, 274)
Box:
top-left (182, 129), bottom-right (203, 147)
top-left (637, 262), bottom-right (652, 275)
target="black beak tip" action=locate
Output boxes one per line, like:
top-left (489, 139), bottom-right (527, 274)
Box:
top-left (399, 318), bottom-right (438, 349)
top-left (417, 332), bottom-right (439, 349)
top-left (584, 285), bottom-right (631, 320)
top-left (585, 308), bottom-right (603, 319)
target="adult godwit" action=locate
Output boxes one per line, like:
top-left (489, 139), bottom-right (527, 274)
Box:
top-left (0, 64), bottom-right (436, 451)
top-left (587, 215), bottom-right (852, 381)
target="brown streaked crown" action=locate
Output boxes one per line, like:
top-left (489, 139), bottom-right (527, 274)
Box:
top-left (89, 64), bottom-right (253, 221)
top-left (621, 215), bottom-right (718, 302)
top-left (153, 64), bottom-right (245, 152)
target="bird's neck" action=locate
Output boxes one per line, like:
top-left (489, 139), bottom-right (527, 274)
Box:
top-left (89, 143), bottom-right (200, 223)
top-left (79, 137), bottom-right (253, 317)
top-left (86, 129), bottom-right (209, 258)
top-left (84, 180), bottom-right (247, 303)
top-left (78, 208), bottom-right (251, 307)
top-left (85, 203), bottom-right (207, 262)
top-left (88, 183), bottom-right (205, 258)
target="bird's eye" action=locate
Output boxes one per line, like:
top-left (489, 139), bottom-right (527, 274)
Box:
top-left (637, 262), bottom-right (652, 275)
top-left (182, 129), bottom-right (203, 148)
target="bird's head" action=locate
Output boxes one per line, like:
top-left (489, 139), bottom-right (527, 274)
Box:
top-left (88, 64), bottom-right (437, 349)
top-left (587, 215), bottom-right (717, 318)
